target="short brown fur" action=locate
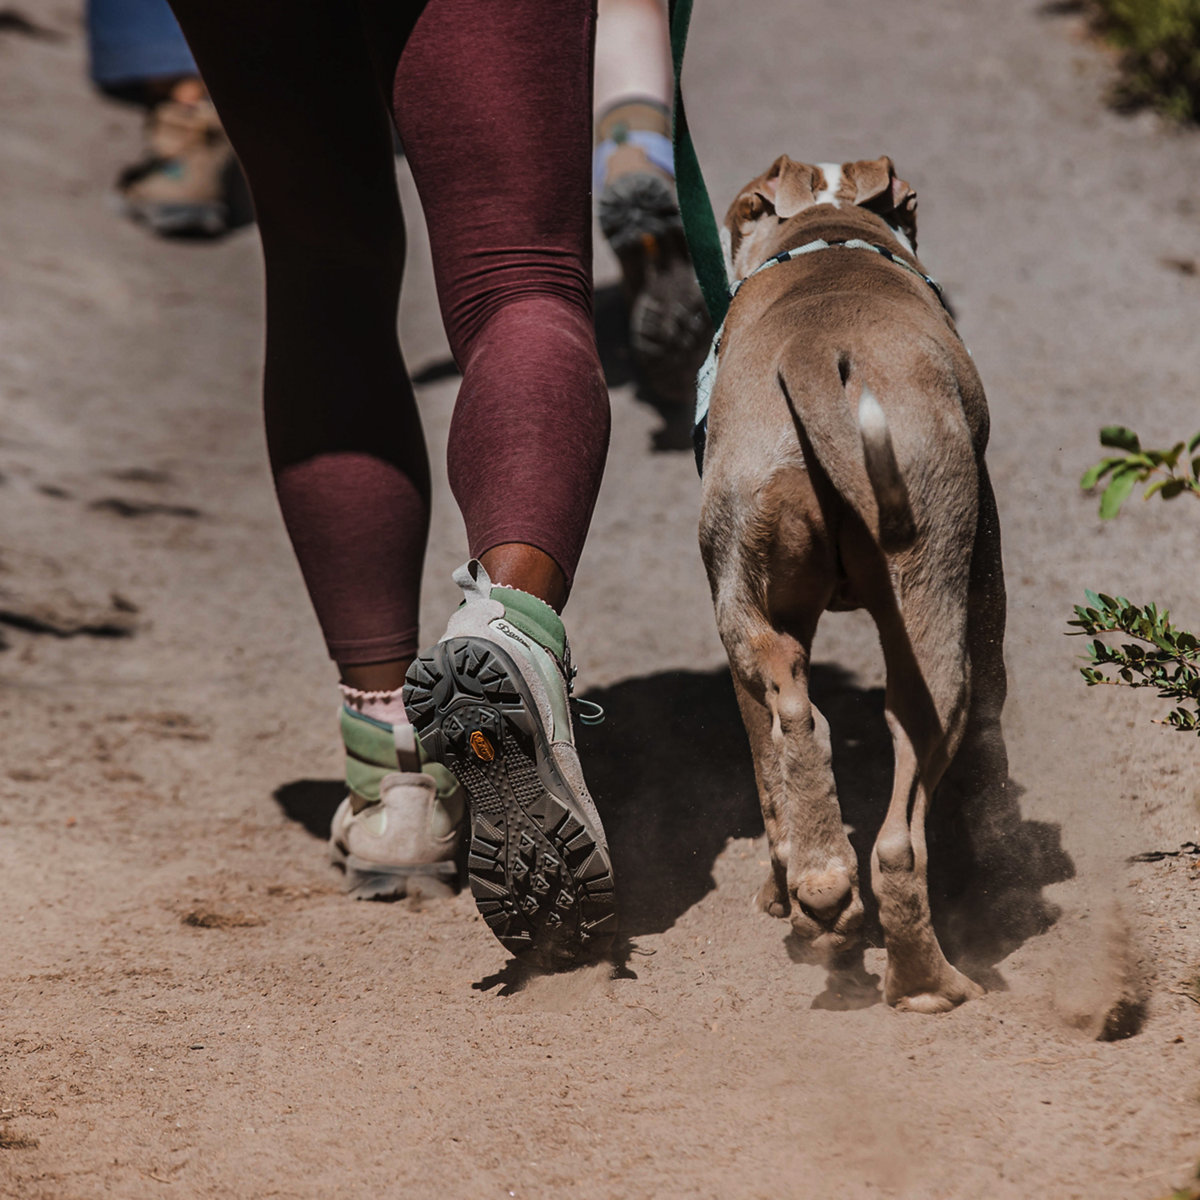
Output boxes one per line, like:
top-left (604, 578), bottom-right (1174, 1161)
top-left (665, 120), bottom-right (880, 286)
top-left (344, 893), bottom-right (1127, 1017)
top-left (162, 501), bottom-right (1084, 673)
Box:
top-left (699, 156), bottom-right (1007, 1012)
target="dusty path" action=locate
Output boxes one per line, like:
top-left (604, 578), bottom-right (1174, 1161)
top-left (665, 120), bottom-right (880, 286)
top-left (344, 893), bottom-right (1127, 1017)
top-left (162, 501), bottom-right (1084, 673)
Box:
top-left (3, 2), bottom-right (1200, 1197)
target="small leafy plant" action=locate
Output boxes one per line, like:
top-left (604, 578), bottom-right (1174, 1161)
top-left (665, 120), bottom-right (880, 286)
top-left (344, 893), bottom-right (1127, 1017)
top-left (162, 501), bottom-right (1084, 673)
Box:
top-left (1081, 425), bottom-right (1200, 519)
top-left (1069, 591), bottom-right (1200, 732)
top-left (1086, 0), bottom-right (1200, 123)
top-left (1072, 425), bottom-right (1200, 733)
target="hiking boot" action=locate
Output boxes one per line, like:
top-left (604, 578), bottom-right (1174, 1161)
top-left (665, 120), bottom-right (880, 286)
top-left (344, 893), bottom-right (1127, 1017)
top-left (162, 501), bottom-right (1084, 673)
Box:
top-left (595, 103), bottom-right (712, 406)
top-left (116, 99), bottom-right (241, 237)
top-left (403, 560), bottom-right (616, 968)
top-left (329, 706), bottom-right (465, 900)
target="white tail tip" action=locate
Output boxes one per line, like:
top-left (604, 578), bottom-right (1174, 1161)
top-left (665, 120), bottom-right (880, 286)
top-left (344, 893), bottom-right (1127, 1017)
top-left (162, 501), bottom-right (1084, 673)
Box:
top-left (857, 386), bottom-right (887, 439)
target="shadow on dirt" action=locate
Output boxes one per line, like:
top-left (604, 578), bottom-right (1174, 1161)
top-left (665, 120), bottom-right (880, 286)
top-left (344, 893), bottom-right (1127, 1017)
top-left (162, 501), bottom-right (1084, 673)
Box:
top-left (274, 778), bottom-right (343, 839)
top-left (809, 669), bottom-right (1075, 994)
top-left (272, 663), bottom-right (1073, 998)
top-left (579, 664), bottom-right (1074, 996)
top-left (575, 667), bottom-right (762, 938)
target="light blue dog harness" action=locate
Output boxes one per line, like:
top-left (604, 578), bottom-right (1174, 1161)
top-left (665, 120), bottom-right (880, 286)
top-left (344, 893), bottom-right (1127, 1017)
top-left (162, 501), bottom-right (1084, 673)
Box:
top-left (692, 238), bottom-right (953, 474)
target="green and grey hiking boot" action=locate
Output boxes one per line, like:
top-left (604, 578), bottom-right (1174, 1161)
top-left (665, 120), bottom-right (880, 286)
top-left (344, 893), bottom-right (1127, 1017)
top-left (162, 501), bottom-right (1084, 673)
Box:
top-left (403, 560), bottom-right (616, 967)
top-left (329, 706), bottom-right (465, 900)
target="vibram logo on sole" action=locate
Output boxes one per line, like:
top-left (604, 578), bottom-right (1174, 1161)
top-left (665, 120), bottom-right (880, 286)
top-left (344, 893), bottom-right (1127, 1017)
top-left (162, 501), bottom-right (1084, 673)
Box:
top-left (469, 731), bottom-right (495, 761)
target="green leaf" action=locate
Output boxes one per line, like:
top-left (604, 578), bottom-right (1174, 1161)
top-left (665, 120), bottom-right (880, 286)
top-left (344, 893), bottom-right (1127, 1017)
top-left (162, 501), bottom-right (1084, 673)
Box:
top-left (1144, 478), bottom-right (1170, 499)
top-left (1162, 441), bottom-right (1186, 469)
top-left (1187, 430), bottom-right (1200, 455)
top-left (1099, 469), bottom-right (1139, 518)
top-left (1083, 589), bottom-right (1102, 609)
top-left (1080, 457), bottom-right (1126, 490)
top-left (1099, 425), bottom-right (1141, 452)
top-left (1161, 478), bottom-right (1187, 500)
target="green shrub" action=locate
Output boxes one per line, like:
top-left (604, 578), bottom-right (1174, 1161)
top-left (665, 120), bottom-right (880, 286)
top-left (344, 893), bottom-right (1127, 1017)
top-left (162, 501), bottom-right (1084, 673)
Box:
top-left (1070, 426), bottom-right (1200, 733)
top-left (1089, 0), bottom-right (1200, 121)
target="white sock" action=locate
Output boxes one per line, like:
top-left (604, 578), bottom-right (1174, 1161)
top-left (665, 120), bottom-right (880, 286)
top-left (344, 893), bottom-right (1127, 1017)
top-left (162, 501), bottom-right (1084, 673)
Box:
top-left (339, 683), bottom-right (409, 727)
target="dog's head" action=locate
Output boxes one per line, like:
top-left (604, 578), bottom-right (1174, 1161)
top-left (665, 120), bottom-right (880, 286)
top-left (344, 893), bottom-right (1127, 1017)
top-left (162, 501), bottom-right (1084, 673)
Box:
top-left (723, 155), bottom-right (918, 281)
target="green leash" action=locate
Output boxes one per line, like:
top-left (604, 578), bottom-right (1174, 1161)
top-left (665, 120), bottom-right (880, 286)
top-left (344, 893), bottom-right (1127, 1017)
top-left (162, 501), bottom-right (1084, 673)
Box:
top-left (668, 0), bottom-right (730, 330)
top-left (669, 0), bottom-right (728, 470)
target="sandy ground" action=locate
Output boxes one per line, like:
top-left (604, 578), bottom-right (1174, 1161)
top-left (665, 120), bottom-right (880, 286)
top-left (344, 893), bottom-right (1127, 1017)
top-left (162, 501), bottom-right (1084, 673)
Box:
top-left (3, 1), bottom-right (1200, 1197)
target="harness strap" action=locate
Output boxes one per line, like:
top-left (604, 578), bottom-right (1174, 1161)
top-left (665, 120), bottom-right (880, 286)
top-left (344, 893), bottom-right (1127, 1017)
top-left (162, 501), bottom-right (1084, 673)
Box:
top-left (692, 239), bottom-right (955, 474)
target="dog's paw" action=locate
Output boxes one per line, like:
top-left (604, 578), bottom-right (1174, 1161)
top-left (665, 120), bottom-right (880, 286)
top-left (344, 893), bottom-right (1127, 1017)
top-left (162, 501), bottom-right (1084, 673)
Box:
top-left (887, 962), bottom-right (984, 1013)
top-left (755, 874), bottom-right (789, 919)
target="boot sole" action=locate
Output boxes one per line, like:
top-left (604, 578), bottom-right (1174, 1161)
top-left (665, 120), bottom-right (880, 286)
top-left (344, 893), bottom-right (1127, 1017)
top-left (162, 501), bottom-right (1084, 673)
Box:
top-left (118, 196), bottom-right (228, 237)
top-left (404, 638), bottom-right (616, 968)
top-left (330, 845), bottom-right (458, 901)
top-left (597, 173), bottom-right (712, 404)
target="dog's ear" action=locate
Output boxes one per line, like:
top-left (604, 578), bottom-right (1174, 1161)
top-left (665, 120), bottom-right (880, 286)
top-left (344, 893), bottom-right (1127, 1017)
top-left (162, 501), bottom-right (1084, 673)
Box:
top-left (725, 156), bottom-right (820, 280)
top-left (844, 156), bottom-right (918, 248)
top-left (730, 156), bottom-right (819, 225)
top-left (771, 156), bottom-right (820, 219)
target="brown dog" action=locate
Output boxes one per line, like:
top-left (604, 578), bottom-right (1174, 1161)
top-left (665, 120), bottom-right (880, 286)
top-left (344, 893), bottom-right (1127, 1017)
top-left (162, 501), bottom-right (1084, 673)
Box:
top-left (698, 156), bottom-right (1008, 1012)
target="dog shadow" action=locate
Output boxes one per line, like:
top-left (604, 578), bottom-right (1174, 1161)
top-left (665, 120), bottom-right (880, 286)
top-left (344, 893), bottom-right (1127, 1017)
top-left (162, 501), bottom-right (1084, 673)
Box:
top-left (574, 667), bottom-right (763, 939)
top-left (272, 663), bottom-right (1072, 1003)
top-left (580, 663), bottom-right (1071, 1005)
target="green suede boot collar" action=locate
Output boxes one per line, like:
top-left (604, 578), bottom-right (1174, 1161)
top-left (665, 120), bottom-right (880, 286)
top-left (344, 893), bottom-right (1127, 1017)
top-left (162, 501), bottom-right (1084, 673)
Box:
top-left (491, 585), bottom-right (566, 663)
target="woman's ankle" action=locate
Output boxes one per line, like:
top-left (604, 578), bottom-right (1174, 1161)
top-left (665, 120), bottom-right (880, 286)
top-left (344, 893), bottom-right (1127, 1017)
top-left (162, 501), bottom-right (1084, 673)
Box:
top-left (339, 682), bottom-right (409, 726)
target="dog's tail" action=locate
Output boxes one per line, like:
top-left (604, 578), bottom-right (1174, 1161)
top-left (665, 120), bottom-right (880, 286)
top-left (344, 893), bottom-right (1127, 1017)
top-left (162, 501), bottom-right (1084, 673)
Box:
top-left (778, 369), bottom-right (916, 554)
top-left (855, 385), bottom-right (916, 552)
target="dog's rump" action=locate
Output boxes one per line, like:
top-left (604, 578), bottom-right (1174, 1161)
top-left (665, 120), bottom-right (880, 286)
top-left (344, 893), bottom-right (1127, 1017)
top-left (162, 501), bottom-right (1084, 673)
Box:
top-left (776, 349), bottom-right (973, 557)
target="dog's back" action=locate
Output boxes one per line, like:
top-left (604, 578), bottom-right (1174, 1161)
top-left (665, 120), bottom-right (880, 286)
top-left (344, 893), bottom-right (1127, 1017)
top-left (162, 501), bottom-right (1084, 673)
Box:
top-left (698, 156), bottom-right (1007, 1013)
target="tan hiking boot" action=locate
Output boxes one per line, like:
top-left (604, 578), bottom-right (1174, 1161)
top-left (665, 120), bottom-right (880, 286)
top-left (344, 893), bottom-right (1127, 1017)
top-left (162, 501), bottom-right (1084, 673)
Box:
top-left (329, 707), bottom-right (465, 900)
top-left (116, 99), bottom-right (240, 237)
top-left (404, 560), bottom-right (616, 967)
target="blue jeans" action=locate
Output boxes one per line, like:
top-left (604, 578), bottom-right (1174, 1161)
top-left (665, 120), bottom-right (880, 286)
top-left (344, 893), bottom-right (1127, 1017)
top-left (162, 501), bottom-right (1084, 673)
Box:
top-left (87, 0), bottom-right (196, 89)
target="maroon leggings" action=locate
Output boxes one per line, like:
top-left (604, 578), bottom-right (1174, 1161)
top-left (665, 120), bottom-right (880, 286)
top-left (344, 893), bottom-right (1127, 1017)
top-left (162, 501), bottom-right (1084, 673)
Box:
top-left (167, 0), bottom-right (610, 664)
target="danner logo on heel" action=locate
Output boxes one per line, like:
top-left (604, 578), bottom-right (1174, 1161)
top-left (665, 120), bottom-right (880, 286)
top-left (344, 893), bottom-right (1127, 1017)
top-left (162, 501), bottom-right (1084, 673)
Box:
top-left (492, 619), bottom-right (533, 652)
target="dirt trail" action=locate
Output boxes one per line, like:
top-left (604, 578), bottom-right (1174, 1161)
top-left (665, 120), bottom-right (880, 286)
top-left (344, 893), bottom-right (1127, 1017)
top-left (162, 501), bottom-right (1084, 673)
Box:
top-left (3, 2), bottom-right (1200, 1197)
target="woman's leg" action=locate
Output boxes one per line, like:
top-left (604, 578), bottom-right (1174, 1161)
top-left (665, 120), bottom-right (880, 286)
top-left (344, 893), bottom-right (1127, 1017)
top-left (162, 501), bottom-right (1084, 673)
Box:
top-left (167, 0), bottom-right (429, 690)
top-left (390, 0), bottom-right (617, 963)
top-left (391, 0), bottom-right (610, 606)
top-left (592, 0), bottom-right (712, 408)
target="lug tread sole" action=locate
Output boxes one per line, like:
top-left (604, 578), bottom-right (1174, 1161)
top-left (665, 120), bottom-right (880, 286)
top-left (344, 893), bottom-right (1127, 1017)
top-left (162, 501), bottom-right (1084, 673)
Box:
top-left (403, 638), bottom-right (616, 967)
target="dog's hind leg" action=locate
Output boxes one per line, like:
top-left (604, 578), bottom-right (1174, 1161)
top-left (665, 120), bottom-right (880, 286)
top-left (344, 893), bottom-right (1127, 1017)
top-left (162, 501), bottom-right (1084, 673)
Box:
top-left (704, 477), bottom-right (864, 955)
top-left (726, 611), bottom-right (864, 954)
top-left (728, 668), bottom-right (790, 917)
top-left (937, 462), bottom-right (1009, 827)
top-left (866, 541), bottom-right (985, 1012)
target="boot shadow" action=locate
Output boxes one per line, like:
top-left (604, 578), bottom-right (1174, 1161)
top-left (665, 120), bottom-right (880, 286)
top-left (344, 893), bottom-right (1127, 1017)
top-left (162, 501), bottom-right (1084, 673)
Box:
top-left (274, 778), bottom-right (343, 839)
top-left (575, 667), bottom-right (762, 938)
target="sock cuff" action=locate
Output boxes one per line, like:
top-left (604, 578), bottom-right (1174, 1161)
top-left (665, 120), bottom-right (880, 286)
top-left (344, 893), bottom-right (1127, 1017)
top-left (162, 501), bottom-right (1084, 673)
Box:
top-left (593, 130), bottom-right (676, 193)
top-left (596, 97), bottom-right (671, 142)
top-left (339, 683), bottom-right (409, 726)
